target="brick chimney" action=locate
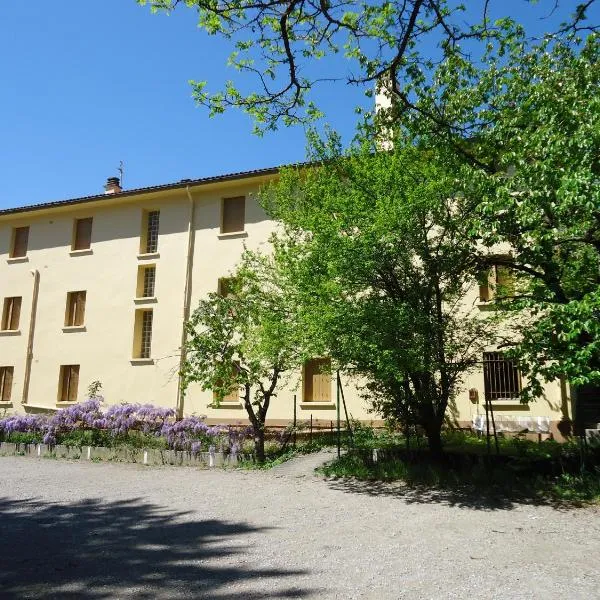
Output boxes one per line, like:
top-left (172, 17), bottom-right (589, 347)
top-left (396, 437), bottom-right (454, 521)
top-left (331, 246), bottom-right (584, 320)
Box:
top-left (104, 176), bottom-right (122, 194)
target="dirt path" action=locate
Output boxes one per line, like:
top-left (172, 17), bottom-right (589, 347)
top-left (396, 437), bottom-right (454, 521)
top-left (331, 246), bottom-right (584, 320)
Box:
top-left (0, 455), bottom-right (598, 599)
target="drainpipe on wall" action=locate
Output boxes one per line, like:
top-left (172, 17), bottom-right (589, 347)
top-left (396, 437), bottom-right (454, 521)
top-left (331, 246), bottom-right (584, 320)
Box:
top-left (21, 269), bottom-right (40, 405)
top-left (175, 186), bottom-right (197, 419)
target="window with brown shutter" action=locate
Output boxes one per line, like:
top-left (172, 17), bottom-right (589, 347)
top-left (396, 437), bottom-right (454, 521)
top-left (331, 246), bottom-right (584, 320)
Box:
top-left (10, 227), bottom-right (29, 258)
top-left (221, 196), bottom-right (245, 234)
top-left (1, 297), bottom-right (22, 331)
top-left (213, 363), bottom-right (240, 403)
top-left (72, 218), bottom-right (93, 250)
top-left (0, 367), bottom-right (14, 402)
top-left (478, 260), bottom-right (515, 302)
top-left (58, 365), bottom-right (80, 402)
top-left (303, 358), bottom-right (332, 402)
top-left (217, 277), bottom-right (237, 298)
top-left (65, 291), bottom-right (86, 327)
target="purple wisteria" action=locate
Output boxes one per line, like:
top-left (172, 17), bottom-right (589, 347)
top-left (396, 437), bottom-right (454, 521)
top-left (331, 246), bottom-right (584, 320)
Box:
top-left (0, 397), bottom-right (248, 451)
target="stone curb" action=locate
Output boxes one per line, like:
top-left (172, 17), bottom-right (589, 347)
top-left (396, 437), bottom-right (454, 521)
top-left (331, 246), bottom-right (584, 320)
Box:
top-left (0, 442), bottom-right (251, 467)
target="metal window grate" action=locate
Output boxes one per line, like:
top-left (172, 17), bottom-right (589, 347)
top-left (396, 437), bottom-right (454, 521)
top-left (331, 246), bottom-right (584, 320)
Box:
top-left (140, 311), bottom-right (153, 359)
top-left (483, 352), bottom-right (521, 402)
top-left (143, 266), bottom-right (156, 297)
top-left (146, 211), bottom-right (160, 253)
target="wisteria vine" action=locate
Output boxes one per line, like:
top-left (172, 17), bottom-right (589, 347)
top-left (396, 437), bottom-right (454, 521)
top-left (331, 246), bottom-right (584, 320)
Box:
top-left (0, 397), bottom-right (250, 453)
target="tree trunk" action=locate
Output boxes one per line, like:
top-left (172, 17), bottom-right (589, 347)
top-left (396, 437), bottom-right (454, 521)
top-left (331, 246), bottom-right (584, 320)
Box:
top-left (254, 428), bottom-right (266, 464)
top-left (424, 420), bottom-right (443, 457)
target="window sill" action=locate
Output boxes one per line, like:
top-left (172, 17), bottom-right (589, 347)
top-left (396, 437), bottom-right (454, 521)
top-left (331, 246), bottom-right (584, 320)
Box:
top-left (300, 402), bottom-right (336, 410)
top-left (6, 256), bottom-right (28, 264)
top-left (62, 326), bottom-right (86, 333)
top-left (134, 297), bottom-right (158, 304)
top-left (218, 231), bottom-right (248, 240)
top-left (137, 252), bottom-right (160, 260)
top-left (56, 401), bottom-right (77, 407)
top-left (0, 402), bottom-right (13, 408)
top-left (69, 249), bottom-right (93, 257)
top-left (0, 329), bottom-right (21, 336)
top-left (210, 402), bottom-right (244, 409)
top-left (476, 301), bottom-right (498, 312)
top-left (130, 358), bottom-right (155, 366)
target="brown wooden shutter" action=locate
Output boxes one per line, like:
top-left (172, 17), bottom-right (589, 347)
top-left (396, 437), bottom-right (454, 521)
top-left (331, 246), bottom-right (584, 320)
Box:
top-left (11, 227), bottom-right (29, 258)
top-left (69, 366), bottom-right (79, 401)
top-left (74, 218), bottom-right (93, 250)
top-left (74, 292), bottom-right (86, 326)
top-left (221, 197), bottom-right (245, 233)
top-left (304, 358), bottom-right (331, 402)
top-left (1, 367), bottom-right (13, 402)
top-left (10, 297), bottom-right (21, 330)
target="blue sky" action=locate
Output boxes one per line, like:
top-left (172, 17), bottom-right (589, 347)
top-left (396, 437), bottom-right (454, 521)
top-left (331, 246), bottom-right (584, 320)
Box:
top-left (0, 1), bottom-right (597, 209)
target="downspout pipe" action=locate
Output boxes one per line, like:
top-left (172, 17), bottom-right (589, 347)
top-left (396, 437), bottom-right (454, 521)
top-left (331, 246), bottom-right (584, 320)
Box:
top-left (22, 269), bottom-right (40, 405)
top-left (176, 186), bottom-right (196, 419)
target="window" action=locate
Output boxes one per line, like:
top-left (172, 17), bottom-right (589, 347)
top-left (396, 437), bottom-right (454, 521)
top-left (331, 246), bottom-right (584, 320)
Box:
top-left (133, 309), bottom-right (153, 359)
top-left (1, 297), bottom-right (22, 331)
top-left (64, 291), bottom-right (86, 327)
top-left (221, 196), bottom-right (245, 234)
top-left (140, 210), bottom-right (160, 254)
top-left (10, 226), bottom-right (29, 258)
top-left (478, 262), bottom-right (514, 302)
top-left (303, 358), bottom-right (332, 402)
top-left (483, 352), bottom-right (521, 402)
top-left (217, 277), bottom-right (237, 298)
top-left (58, 365), bottom-right (80, 403)
top-left (0, 367), bottom-right (14, 402)
top-left (136, 265), bottom-right (156, 298)
top-left (213, 363), bottom-right (240, 403)
top-left (72, 218), bottom-right (93, 251)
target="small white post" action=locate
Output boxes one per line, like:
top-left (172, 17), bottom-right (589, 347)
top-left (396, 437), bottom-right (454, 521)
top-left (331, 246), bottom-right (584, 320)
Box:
top-left (209, 445), bottom-right (215, 468)
top-left (87, 446), bottom-right (91, 460)
top-left (37, 444), bottom-right (41, 457)
top-left (143, 450), bottom-right (148, 465)
top-left (372, 448), bottom-right (378, 463)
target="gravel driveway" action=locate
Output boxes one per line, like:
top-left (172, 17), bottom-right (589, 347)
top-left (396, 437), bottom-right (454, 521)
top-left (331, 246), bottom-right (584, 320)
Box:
top-left (0, 453), bottom-right (598, 599)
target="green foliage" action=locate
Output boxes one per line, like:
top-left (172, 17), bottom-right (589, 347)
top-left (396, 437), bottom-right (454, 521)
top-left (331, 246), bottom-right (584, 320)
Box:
top-left (137, 1), bottom-right (594, 132)
top-left (391, 32), bottom-right (600, 396)
top-left (183, 250), bottom-right (311, 461)
top-left (263, 140), bottom-right (498, 453)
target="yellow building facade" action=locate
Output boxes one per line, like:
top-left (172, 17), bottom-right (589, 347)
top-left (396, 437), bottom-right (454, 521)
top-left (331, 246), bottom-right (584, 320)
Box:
top-left (0, 168), bottom-right (572, 438)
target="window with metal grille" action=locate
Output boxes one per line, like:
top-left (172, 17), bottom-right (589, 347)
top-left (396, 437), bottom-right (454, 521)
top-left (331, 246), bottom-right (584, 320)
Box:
top-left (10, 227), bottom-right (29, 258)
top-left (1, 297), bottom-right (22, 331)
top-left (72, 218), bottom-right (93, 250)
top-left (64, 291), bottom-right (86, 327)
top-left (221, 196), bottom-right (245, 234)
top-left (143, 210), bottom-right (160, 254)
top-left (58, 365), bottom-right (79, 402)
top-left (0, 367), bottom-right (14, 402)
top-left (140, 311), bottom-right (153, 358)
top-left (143, 266), bottom-right (156, 297)
top-left (483, 352), bottom-right (521, 402)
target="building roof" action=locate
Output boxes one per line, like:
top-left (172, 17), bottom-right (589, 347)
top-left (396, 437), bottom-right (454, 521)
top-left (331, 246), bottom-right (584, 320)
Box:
top-left (0, 165), bottom-right (283, 217)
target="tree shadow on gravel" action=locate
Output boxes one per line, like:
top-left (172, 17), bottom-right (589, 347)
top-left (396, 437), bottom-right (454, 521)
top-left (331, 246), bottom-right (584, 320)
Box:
top-left (0, 497), bottom-right (316, 599)
top-left (322, 477), bottom-right (581, 511)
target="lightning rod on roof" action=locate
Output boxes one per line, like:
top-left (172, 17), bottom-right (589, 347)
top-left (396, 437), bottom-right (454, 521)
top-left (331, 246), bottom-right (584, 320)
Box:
top-left (118, 161), bottom-right (124, 188)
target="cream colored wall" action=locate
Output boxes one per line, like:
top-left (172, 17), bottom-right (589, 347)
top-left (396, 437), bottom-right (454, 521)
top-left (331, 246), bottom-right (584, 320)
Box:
top-left (0, 178), bottom-right (570, 433)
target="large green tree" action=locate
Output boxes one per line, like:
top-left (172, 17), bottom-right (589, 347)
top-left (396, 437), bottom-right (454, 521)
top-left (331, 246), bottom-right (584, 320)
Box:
top-left (264, 140), bottom-right (497, 453)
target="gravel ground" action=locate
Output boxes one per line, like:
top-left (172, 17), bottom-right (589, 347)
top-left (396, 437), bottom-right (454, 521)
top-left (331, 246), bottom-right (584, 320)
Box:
top-left (0, 452), bottom-right (599, 599)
